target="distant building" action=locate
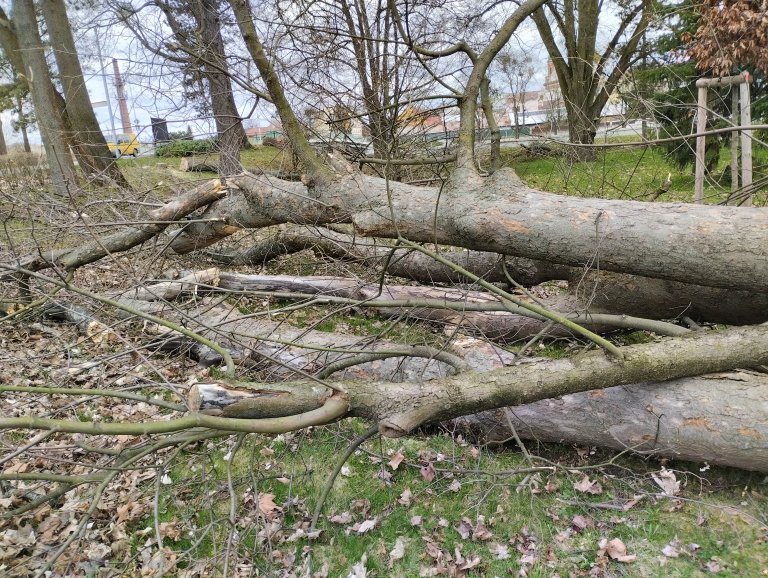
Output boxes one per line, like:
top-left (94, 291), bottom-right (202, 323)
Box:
top-left (246, 122), bottom-right (284, 145)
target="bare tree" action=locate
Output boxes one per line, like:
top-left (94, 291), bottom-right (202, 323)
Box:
top-left (276, 0), bottom-right (442, 166)
top-left (532, 0), bottom-right (653, 148)
top-left (0, 55), bottom-right (33, 152)
top-left (7, 0), bottom-right (79, 194)
top-left (41, 0), bottom-right (131, 187)
top-left (117, 0), bottom-right (250, 175)
top-left (496, 48), bottom-right (535, 137)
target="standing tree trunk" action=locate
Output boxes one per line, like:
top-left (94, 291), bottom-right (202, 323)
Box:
top-left (198, 0), bottom-right (247, 176)
top-left (11, 0), bottom-right (80, 195)
top-left (18, 93), bottom-right (31, 153)
top-left (532, 0), bottom-right (651, 154)
top-left (0, 117), bottom-right (7, 155)
top-left (40, 0), bottom-right (131, 188)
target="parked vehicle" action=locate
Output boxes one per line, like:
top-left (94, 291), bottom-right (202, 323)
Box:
top-left (107, 133), bottom-right (139, 157)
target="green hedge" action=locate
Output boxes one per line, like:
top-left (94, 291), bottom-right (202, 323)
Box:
top-left (155, 139), bottom-right (216, 157)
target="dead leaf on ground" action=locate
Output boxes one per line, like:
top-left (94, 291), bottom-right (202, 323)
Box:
top-left (456, 518), bottom-right (472, 539)
top-left (652, 468), bottom-right (680, 496)
top-left (571, 515), bottom-right (593, 532)
top-left (604, 538), bottom-right (636, 563)
top-left (472, 520), bottom-right (493, 540)
top-left (420, 462), bottom-right (436, 482)
top-left (490, 542), bottom-right (510, 560)
top-left (346, 553), bottom-right (368, 578)
top-left (573, 475), bottom-right (603, 495)
top-left (705, 558), bottom-right (723, 573)
top-left (389, 451), bottom-right (405, 470)
top-left (352, 518), bottom-right (377, 534)
top-left (158, 521), bottom-right (182, 541)
top-left (388, 536), bottom-right (408, 568)
top-left (258, 492), bottom-right (281, 520)
top-left (329, 512), bottom-right (353, 524)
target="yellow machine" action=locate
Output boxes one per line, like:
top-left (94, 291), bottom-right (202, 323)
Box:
top-left (107, 133), bottom-right (139, 157)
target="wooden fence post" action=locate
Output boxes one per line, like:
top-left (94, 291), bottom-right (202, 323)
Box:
top-left (694, 73), bottom-right (751, 205)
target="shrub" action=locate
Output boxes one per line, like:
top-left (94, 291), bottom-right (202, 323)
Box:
top-left (155, 138), bottom-right (216, 157)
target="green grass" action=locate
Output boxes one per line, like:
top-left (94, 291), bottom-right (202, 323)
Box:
top-left (146, 423), bottom-right (768, 576)
top-left (505, 142), bottom-right (768, 206)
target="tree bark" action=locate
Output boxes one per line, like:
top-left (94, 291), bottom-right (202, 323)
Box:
top-left (212, 272), bottom-right (689, 338)
top-left (40, 0), bottom-right (131, 188)
top-left (211, 225), bottom-right (573, 286)
top-left (197, 0), bottom-right (247, 176)
top-left (0, 116), bottom-right (7, 155)
top-left (453, 371), bottom-right (768, 473)
top-left (187, 324), bottom-right (768, 470)
top-left (169, 170), bottom-right (768, 293)
top-left (11, 0), bottom-right (80, 195)
top-left (116, 297), bottom-right (475, 380)
top-left (104, 289), bottom-right (768, 472)
top-left (211, 226), bottom-right (768, 326)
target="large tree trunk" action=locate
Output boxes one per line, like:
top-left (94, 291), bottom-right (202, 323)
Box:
top-left (169, 169), bottom-right (768, 293)
top-left (453, 370), bottom-right (768, 472)
top-left (12, 0), bottom-right (80, 195)
top-left (210, 226), bottom-right (768, 325)
top-left (199, 0), bottom-right (248, 176)
top-left (41, 0), bottom-right (131, 188)
top-left (187, 324), bottom-right (768, 470)
top-left (564, 93), bottom-right (599, 146)
top-left (0, 116), bottom-right (7, 155)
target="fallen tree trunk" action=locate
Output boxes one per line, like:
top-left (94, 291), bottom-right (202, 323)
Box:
top-left (42, 287), bottom-right (767, 471)
top-left (119, 268), bottom-right (221, 301)
top-left (187, 324), bottom-right (768, 471)
top-left (116, 297), bottom-right (472, 380)
top-left (452, 370), bottom-right (768, 472)
top-left (211, 225), bottom-right (768, 325)
top-left (213, 272), bottom-right (689, 338)
top-left (169, 167), bottom-right (768, 292)
top-left (179, 158), bottom-right (219, 173)
top-left (210, 225), bottom-right (571, 286)
top-left (572, 270), bottom-right (768, 326)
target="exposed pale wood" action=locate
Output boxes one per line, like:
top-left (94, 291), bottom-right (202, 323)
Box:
top-left (179, 157), bottom-right (219, 173)
top-left (695, 72), bottom-right (749, 88)
top-left (190, 382), bottom-right (331, 418)
top-left (122, 268), bottom-right (220, 301)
